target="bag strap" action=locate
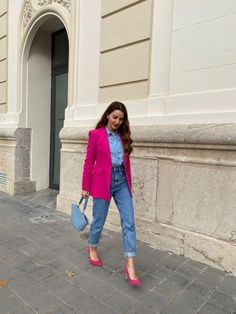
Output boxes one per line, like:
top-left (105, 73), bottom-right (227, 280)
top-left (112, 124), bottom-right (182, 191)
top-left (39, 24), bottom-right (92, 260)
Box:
top-left (79, 196), bottom-right (88, 213)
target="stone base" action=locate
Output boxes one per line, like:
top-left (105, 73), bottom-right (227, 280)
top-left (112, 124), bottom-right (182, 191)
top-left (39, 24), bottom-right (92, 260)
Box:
top-left (57, 193), bottom-right (77, 215)
top-left (105, 209), bottom-right (236, 275)
top-left (12, 180), bottom-right (36, 195)
top-left (0, 128), bottom-right (35, 195)
top-left (57, 193), bottom-right (236, 275)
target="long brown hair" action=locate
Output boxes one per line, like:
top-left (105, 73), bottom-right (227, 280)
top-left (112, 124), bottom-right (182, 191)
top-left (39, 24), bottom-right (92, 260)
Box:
top-left (96, 101), bottom-right (133, 155)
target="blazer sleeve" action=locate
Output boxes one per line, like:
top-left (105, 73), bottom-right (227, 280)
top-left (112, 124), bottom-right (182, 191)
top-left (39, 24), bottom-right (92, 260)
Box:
top-left (82, 130), bottom-right (96, 192)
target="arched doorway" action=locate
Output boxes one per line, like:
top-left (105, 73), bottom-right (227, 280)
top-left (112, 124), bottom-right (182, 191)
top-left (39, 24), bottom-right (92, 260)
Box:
top-left (26, 16), bottom-right (69, 191)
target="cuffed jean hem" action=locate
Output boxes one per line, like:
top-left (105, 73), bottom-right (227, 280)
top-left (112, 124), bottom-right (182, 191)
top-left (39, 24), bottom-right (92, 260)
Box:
top-left (88, 242), bottom-right (99, 247)
top-left (124, 252), bottom-right (136, 257)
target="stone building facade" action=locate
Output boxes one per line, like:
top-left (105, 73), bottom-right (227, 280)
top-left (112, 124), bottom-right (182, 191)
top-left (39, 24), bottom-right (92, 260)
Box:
top-left (0, 0), bottom-right (236, 274)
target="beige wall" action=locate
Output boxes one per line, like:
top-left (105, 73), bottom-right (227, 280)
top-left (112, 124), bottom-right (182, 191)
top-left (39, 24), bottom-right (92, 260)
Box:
top-left (0, 0), bottom-right (8, 113)
top-left (166, 0), bottom-right (236, 116)
top-left (99, 0), bottom-right (153, 102)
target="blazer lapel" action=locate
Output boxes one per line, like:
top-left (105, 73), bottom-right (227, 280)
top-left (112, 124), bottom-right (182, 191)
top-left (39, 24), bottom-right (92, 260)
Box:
top-left (102, 127), bottom-right (112, 164)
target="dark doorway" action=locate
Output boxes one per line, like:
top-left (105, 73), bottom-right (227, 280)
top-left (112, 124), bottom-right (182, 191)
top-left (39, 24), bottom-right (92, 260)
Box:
top-left (49, 29), bottom-right (68, 190)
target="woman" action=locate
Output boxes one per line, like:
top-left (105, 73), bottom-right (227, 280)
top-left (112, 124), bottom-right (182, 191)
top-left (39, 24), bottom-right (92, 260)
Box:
top-left (82, 101), bottom-right (141, 286)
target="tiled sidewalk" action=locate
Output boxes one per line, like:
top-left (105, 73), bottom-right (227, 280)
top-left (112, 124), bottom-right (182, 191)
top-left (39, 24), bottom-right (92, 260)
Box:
top-left (0, 189), bottom-right (236, 314)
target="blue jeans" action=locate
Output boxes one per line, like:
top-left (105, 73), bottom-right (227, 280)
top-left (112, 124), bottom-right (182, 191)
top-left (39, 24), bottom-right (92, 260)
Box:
top-left (88, 166), bottom-right (136, 257)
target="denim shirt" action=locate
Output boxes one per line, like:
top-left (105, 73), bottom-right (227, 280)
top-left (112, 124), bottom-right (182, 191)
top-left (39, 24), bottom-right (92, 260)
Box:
top-left (106, 127), bottom-right (124, 166)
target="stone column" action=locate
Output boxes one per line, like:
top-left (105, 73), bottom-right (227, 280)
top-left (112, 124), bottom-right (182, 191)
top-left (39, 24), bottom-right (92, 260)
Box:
top-left (148, 0), bottom-right (174, 115)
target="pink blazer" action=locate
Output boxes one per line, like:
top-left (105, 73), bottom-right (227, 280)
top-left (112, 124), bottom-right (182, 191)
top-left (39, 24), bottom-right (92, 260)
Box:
top-left (82, 127), bottom-right (132, 202)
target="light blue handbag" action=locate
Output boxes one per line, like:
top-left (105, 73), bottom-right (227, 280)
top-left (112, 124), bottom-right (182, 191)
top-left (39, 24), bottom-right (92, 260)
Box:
top-left (71, 197), bottom-right (89, 231)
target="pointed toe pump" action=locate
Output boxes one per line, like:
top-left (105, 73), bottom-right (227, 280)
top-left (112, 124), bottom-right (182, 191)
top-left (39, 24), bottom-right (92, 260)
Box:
top-left (124, 264), bottom-right (141, 286)
top-left (87, 247), bottom-right (103, 267)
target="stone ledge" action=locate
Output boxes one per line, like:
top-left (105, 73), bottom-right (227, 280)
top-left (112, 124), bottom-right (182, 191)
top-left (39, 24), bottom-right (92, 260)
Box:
top-left (0, 128), bottom-right (31, 145)
top-left (59, 123), bottom-right (236, 146)
top-left (0, 128), bottom-right (18, 139)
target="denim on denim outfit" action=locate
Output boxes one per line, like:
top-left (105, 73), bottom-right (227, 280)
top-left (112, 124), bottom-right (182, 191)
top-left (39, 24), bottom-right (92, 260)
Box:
top-left (88, 129), bottom-right (136, 257)
top-left (88, 166), bottom-right (136, 257)
top-left (105, 127), bottom-right (124, 166)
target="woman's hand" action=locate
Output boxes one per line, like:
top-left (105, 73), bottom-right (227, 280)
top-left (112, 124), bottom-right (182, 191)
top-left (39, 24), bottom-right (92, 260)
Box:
top-left (82, 190), bottom-right (90, 198)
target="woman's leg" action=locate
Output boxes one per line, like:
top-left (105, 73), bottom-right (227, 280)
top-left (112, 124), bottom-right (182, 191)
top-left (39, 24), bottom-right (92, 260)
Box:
top-left (88, 198), bottom-right (110, 260)
top-left (112, 177), bottom-right (138, 278)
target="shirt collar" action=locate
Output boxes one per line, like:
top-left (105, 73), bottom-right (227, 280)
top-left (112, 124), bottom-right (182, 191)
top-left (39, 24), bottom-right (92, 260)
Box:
top-left (106, 126), bottom-right (117, 137)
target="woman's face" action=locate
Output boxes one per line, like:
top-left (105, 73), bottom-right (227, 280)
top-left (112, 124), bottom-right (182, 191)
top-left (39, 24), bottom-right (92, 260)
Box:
top-left (107, 110), bottom-right (124, 132)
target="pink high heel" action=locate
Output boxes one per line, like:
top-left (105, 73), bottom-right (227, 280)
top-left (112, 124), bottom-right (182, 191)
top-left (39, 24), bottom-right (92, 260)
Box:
top-left (87, 247), bottom-right (103, 267)
top-left (124, 264), bottom-right (141, 286)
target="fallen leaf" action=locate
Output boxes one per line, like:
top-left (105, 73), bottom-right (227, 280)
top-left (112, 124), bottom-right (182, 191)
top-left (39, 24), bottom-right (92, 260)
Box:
top-left (0, 280), bottom-right (7, 288)
top-left (65, 270), bottom-right (75, 278)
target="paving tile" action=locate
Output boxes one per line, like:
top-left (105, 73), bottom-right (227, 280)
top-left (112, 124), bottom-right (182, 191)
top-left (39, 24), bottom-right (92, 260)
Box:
top-left (42, 278), bottom-right (81, 302)
top-left (157, 255), bottom-right (186, 272)
top-left (0, 190), bottom-right (234, 314)
top-left (0, 287), bottom-right (13, 299)
top-left (102, 252), bottom-right (125, 271)
top-left (74, 272), bottom-right (103, 293)
top-left (161, 302), bottom-right (196, 314)
top-left (16, 257), bottom-right (45, 274)
top-left (100, 241), bottom-right (123, 257)
top-left (172, 290), bottom-right (205, 311)
top-left (0, 293), bottom-right (24, 314)
top-left (86, 280), bottom-right (118, 302)
top-left (87, 302), bottom-right (116, 314)
top-left (54, 233), bottom-right (88, 252)
top-left (2, 250), bottom-right (33, 269)
top-left (124, 302), bottom-right (156, 313)
top-left (216, 274), bottom-right (236, 299)
top-left (184, 259), bottom-right (207, 271)
top-left (168, 271), bottom-right (193, 289)
top-left (176, 264), bottom-right (202, 278)
top-left (39, 272), bottom-right (72, 292)
top-left (195, 267), bottom-right (226, 287)
top-left (45, 303), bottom-right (76, 314)
top-left (208, 290), bottom-right (236, 312)
top-left (10, 282), bottom-right (54, 311)
top-left (198, 302), bottom-right (229, 314)
top-left (105, 291), bottom-right (136, 313)
top-left (61, 266), bottom-right (91, 287)
top-left (185, 279), bottom-right (214, 298)
top-left (10, 304), bottom-right (36, 314)
top-left (68, 290), bottom-right (106, 313)
top-left (29, 264), bottom-right (56, 282)
top-left (23, 290), bottom-right (63, 313)
top-left (18, 243), bottom-right (58, 265)
top-left (135, 244), bottom-right (170, 270)
top-left (88, 266), bottom-right (127, 290)
top-left (7, 273), bottom-right (38, 295)
top-left (61, 250), bottom-right (89, 268)
top-left (203, 266), bottom-right (227, 277)
top-left (0, 259), bottom-right (25, 281)
top-left (150, 263), bottom-right (174, 281)
top-left (154, 280), bottom-right (182, 301)
top-left (139, 291), bottom-right (170, 313)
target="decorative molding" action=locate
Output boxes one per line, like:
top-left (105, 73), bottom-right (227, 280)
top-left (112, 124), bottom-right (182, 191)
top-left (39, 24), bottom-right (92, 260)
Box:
top-left (53, 0), bottom-right (71, 13)
top-left (36, 0), bottom-right (48, 6)
top-left (23, 0), bottom-right (35, 28)
top-left (22, 0), bottom-right (71, 29)
top-left (59, 123), bottom-right (236, 146)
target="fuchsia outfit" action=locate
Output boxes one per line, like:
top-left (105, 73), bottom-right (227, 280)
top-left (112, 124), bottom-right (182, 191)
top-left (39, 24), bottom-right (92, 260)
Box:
top-left (82, 127), bottom-right (132, 202)
top-left (82, 126), bottom-right (137, 258)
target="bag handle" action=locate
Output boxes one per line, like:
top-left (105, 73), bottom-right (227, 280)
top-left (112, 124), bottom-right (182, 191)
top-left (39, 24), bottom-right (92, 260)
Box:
top-left (79, 196), bottom-right (88, 213)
